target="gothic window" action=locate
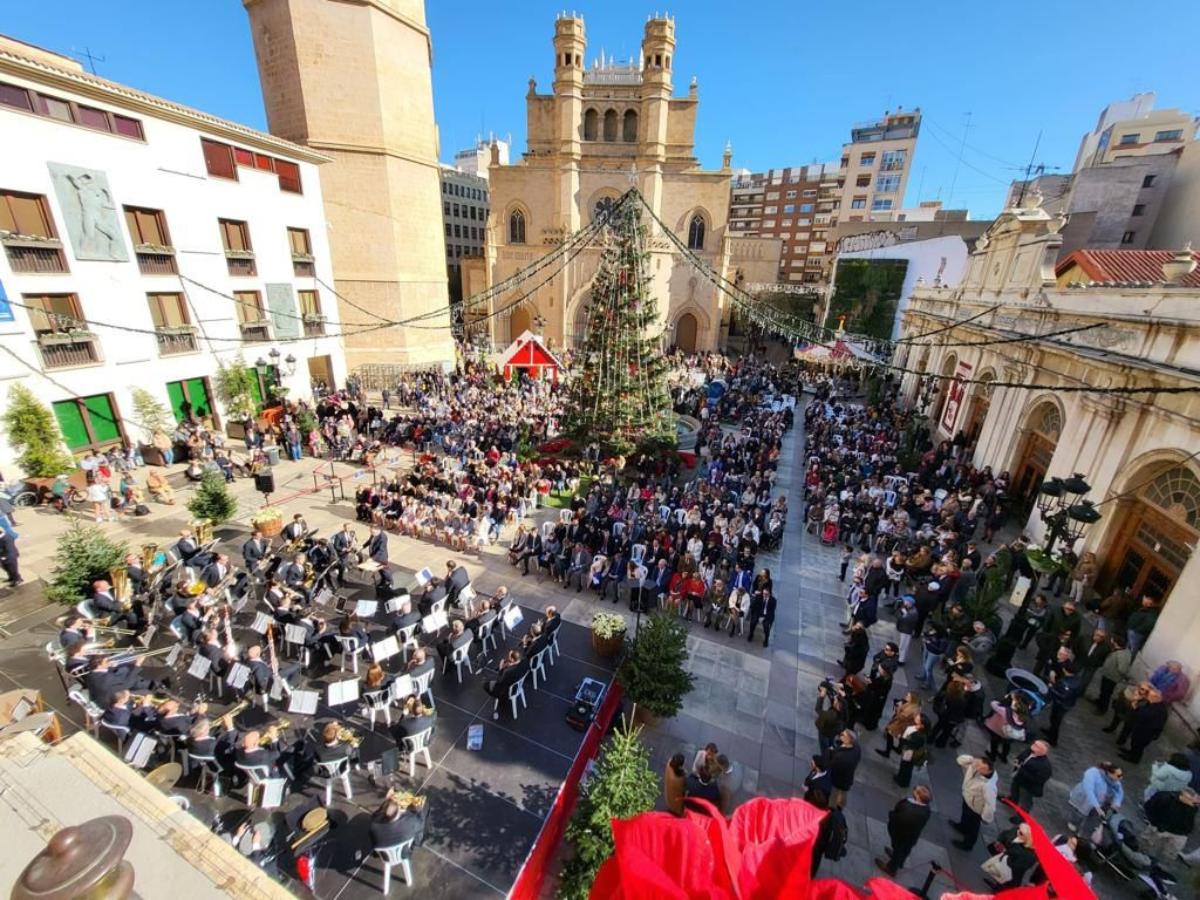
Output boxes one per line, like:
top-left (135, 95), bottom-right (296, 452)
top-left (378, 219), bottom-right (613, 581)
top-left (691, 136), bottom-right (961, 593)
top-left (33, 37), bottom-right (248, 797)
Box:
top-left (603, 109), bottom-right (618, 142)
top-left (593, 197), bottom-right (616, 223)
top-left (622, 109), bottom-right (638, 142)
top-left (687, 214), bottom-right (706, 251)
top-left (1143, 466), bottom-right (1200, 528)
top-left (508, 209), bottom-right (526, 244)
top-left (583, 108), bottom-right (598, 141)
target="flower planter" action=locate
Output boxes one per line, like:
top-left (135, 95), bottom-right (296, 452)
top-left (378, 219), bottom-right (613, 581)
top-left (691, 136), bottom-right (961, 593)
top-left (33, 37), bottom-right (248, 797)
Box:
top-left (255, 515), bottom-right (284, 538)
top-left (592, 629), bottom-right (626, 658)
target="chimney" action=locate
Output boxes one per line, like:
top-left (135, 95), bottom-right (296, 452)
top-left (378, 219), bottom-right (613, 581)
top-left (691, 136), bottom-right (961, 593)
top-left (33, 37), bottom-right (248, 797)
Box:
top-left (1163, 244), bottom-right (1197, 284)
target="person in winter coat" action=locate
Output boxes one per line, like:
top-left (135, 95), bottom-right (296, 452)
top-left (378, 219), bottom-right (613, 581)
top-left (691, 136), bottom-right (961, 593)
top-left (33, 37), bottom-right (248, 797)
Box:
top-left (1142, 788), bottom-right (1199, 862)
top-left (825, 729), bottom-right (861, 810)
top-left (892, 715), bottom-right (929, 788)
top-left (840, 623), bottom-right (869, 676)
top-left (878, 692), bottom-right (922, 757)
top-left (663, 752), bottom-right (686, 816)
top-left (1120, 687), bottom-right (1170, 764)
top-left (984, 694), bottom-right (1030, 762)
top-left (917, 624), bottom-right (949, 690)
top-left (1043, 660), bottom-right (1084, 746)
top-left (1093, 634), bottom-right (1132, 714)
top-left (876, 786), bottom-right (932, 876)
top-left (1144, 752), bottom-right (1194, 802)
top-left (983, 823), bottom-right (1038, 889)
top-left (1006, 741), bottom-right (1052, 815)
top-left (930, 677), bottom-right (969, 748)
top-left (951, 755), bottom-right (998, 850)
top-left (895, 597), bottom-right (920, 663)
top-left (1068, 762), bottom-right (1124, 835)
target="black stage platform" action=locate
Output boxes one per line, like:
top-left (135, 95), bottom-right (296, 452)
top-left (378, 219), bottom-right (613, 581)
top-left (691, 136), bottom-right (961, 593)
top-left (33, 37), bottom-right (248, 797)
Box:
top-left (6, 540), bottom-right (618, 900)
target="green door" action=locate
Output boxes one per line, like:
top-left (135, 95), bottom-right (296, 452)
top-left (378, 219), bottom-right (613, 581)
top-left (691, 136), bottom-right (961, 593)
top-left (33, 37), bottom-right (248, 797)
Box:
top-left (84, 394), bottom-right (120, 443)
top-left (166, 381), bottom-right (187, 422)
top-left (185, 378), bottom-right (211, 418)
top-left (248, 371), bottom-right (264, 411)
top-left (53, 400), bottom-right (89, 450)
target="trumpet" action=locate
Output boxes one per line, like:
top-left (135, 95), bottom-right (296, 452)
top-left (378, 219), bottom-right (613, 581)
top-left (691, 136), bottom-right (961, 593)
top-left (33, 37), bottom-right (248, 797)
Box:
top-left (211, 698), bottom-right (250, 724)
top-left (131, 692), bottom-right (171, 706)
top-left (336, 725), bottom-right (363, 749)
top-left (259, 718), bottom-right (292, 745)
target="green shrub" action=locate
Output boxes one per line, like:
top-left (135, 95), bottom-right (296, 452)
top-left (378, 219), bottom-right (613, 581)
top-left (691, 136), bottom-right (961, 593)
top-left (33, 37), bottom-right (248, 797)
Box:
top-left (46, 522), bottom-right (127, 605)
top-left (2, 383), bottom-right (76, 477)
top-left (618, 610), bottom-right (695, 719)
top-left (188, 470), bottom-right (238, 525)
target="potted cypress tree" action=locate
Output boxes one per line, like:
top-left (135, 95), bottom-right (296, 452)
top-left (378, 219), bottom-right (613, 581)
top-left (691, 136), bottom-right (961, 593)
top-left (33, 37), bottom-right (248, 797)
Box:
top-left (617, 610), bottom-right (695, 722)
top-left (2, 384), bottom-right (76, 481)
top-left (46, 522), bottom-right (128, 605)
top-left (187, 470), bottom-right (238, 526)
top-left (557, 720), bottom-right (659, 900)
top-left (131, 387), bottom-right (173, 467)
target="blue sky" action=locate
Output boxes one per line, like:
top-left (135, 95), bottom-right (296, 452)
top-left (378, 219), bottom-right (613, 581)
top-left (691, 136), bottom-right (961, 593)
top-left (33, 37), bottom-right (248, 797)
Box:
top-left (6, 1), bottom-right (1198, 218)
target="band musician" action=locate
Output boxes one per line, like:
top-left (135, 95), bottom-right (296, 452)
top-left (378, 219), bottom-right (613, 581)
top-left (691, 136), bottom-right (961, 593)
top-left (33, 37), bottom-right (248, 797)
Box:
top-left (242, 529), bottom-right (270, 572)
top-left (369, 788), bottom-right (427, 854)
top-left (364, 525), bottom-right (393, 592)
top-left (281, 514), bottom-right (309, 545)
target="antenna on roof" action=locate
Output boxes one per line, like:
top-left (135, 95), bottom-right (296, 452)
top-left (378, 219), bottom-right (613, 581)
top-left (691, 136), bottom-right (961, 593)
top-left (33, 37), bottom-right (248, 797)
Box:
top-left (72, 46), bottom-right (106, 75)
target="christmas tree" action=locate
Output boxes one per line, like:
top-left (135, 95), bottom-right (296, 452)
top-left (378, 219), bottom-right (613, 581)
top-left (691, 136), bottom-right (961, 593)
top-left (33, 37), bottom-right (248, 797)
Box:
top-left (564, 194), bottom-right (675, 457)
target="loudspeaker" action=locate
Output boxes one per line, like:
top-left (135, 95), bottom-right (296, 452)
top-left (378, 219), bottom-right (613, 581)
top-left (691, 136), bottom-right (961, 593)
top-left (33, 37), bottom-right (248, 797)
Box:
top-left (254, 471), bottom-right (276, 494)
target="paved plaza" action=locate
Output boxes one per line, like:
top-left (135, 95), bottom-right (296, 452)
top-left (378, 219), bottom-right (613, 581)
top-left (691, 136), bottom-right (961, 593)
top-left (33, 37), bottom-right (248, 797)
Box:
top-left (0, 397), bottom-right (1191, 899)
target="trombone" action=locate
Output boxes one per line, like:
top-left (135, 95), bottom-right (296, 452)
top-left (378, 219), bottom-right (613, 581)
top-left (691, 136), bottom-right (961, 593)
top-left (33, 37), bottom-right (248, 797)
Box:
top-left (107, 646), bottom-right (174, 666)
top-left (90, 624), bottom-right (138, 637)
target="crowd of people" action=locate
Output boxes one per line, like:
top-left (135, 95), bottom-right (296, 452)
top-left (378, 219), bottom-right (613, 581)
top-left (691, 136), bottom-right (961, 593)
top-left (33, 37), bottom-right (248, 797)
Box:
top-left (795, 378), bottom-right (1194, 890)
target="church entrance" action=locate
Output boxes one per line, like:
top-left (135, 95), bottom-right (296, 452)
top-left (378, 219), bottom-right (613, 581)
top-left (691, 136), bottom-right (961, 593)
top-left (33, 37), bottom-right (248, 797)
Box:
top-left (1099, 462), bottom-right (1200, 601)
top-left (509, 307), bottom-right (531, 343)
top-left (1012, 401), bottom-right (1062, 508)
top-left (675, 313), bottom-right (698, 353)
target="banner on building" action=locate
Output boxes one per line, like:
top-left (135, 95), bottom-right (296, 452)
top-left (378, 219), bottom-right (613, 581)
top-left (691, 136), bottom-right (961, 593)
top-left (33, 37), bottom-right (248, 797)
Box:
top-left (265, 283), bottom-right (300, 339)
top-left (940, 360), bottom-right (972, 435)
top-left (0, 279), bottom-right (13, 323)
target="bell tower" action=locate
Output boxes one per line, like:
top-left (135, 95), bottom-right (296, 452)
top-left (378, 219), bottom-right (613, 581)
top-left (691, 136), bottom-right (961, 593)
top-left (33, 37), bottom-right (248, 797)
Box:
top-left (242, 0), bottom-right (455, 369)
top-left (639, 15), bottom-right (676, 214)
top-left (552, 14), bottom-right (586, 233)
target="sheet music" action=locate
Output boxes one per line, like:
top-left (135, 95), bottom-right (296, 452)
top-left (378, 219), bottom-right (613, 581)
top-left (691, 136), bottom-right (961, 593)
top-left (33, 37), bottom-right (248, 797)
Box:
top-left (10, 698), bottom-right (32, 722)
top-left (421, 610), bottom-right (449, 634)
top-left (371, 635), bottom-right (400, 663)
top-left (187, 654), bottom-right (212, 680)
top-left (165, 644), bottom-right (182, 667)
top-left (269, 678), bottom-right (285, 702)
top-left (226, 662), bottom-right (251, 690)
top-left (260, 778), bottom-right (287, 809)
top-left (391, 674), bottom-right (414, 701)
top-left (313, 588), bottom-right (334, 607)
top-left (327, 679), bottom-right (360, 706)
top-left (355, 599), bottom-right (379, 619)
top-left (251, 612), bottom-right (271, 634)
top-left (124, 733), bottom-right (156, 768)
top-left (232, 594), bottom-right (250, 614)
top-left (288, 689), bottom-right (319, 716)
top-left (415, 567), bottom-right (434, 586)
top-left (502, 605), bottom-right (524, 630)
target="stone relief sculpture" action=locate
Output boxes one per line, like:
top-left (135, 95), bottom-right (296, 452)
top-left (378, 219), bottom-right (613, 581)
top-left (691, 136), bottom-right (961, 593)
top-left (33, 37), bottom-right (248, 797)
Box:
top-left (47, 163), bottom-right (128, 261)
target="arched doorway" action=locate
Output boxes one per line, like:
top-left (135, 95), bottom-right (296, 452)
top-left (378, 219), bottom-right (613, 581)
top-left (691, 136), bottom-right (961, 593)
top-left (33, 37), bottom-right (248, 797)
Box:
top-left (1012, 400), bottom-right (1063, 506)
top-left (1100, 461), bottom-right (1200, 600)
top-left (509, 306), bottom-right (531, 343)
top-left (964, 371), bottom-right (995, 446)
top-left (571, 295), bottom-right (591, 348)
top-left (675, 313), bottom-right (698, 353)
top-left (930, 353), bottom-right (958, 428)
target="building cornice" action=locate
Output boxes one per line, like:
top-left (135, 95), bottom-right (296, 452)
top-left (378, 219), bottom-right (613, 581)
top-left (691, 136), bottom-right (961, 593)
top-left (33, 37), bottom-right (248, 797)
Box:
top-left (0, 48), bottom-right (332, 165)
top-left (305, 139), bottom-right (441, 172)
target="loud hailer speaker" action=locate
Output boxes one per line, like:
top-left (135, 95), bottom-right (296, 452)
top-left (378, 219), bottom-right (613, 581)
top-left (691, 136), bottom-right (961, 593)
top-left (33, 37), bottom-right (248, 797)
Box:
top-left (254, 470), bottom-right (276, 494)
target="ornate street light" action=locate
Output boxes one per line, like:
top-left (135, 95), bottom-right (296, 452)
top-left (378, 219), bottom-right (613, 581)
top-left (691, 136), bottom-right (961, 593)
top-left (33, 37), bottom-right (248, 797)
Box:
top-left (254, 356), bottom-right (268, 368)
top-left (1037, 472), bottom-right (1100, 554)
top-left (284, 353), bottom-right (297, 376)
top-left (268, 347), bottom-right (281, 367)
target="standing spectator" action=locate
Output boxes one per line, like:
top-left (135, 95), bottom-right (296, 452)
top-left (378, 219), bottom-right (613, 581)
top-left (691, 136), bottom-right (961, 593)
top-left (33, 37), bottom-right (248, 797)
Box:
top-left (1069, 551), bottom-right (1097, 603)
top-left (1126, 594), bottom-right (1161, 656)
top-left (895, 597), bottom-right (919, 664)
top-left (1093, 633), bottom-right (1131, 715)
top-left (839, 623), bottom-right (869, 676)
top-left (930, 677), bottom-right (969, 748)
top-left (1043, 660), bottom-right (1083, 747)
top-left (809, 790), bottom-right (847, 877)
top-left (892, 715), bottom-right (929, 788)
top-left (381, 387), bottom-right (391, 410)
top-left (684, 764), bottom-right (721, 806)
top-left (825, 729), bottom-right (861, 810)
top-left (1149, 660), bottom-right (1191, 704)
top-left (1006, 741), bottom-right (1052, 817)
top-left (1067, 762), bottom-right (1124, 835)
top-left (1072, 629), bottom-right (1111, 691)
top-left (982, 822), bottom-right (1038, 889)
top-left (814, 686), bottom-right (846, 756)
top-left (1141, 789), bottom-right (1199, 862)
top-left (1119, 686), bottom-right (1169, 764)
top-left (0, 528), bottom-right (20, 587)
top-left (1144, 753), bottom-right (1193, 802)
top-left (984, 693), bottom-right (1030, 762)
top-left (951, 755), bottom-right (998, 851)
top-left (916, 624), bottom-right (949, 690)
top-left (877, 692), bottom-right (922, 759)
top-left (746, 588), bottom-right (776, 648)
top-left (663, 752), bottom-right (686, 816)
top-left (803, 754), bottom-right (832, 803)
top-left (875, 786), bottom-right (932, 876)
top-left (691, 742), bottom-right (719, 777)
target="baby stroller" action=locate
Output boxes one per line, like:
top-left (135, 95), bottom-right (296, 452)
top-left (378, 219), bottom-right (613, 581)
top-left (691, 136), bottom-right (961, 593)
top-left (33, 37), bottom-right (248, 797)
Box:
top-left (820, 514), bottom-right (839, 546)
top-left (1089, 812), bottom-right (1179, 900)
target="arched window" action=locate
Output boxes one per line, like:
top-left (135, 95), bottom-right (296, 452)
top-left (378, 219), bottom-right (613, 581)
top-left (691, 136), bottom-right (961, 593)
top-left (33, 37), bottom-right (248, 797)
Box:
top-left (508, 209), bottom-right (526, 244)
top-left (687, 214), bottom-right (706, 250)
top-left (583, 108), bottom-right (599, 141)
top-left (593, 197), bottom-right (616, 223)
top-left (603, 109), bottom-right (618, 142)
top-left (622, 109), bottom-right (638, 142)
top-left (1143, 465), bottom-right (1200, 528)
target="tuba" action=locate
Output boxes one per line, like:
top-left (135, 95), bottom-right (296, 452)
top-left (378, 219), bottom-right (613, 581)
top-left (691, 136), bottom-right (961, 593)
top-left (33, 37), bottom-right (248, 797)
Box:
top-left (193, 519), bottom-right (214, 545)
top-left (110, 564), bottom-right (131, 605)
top-left (141, 542), bottom-right (161, 573)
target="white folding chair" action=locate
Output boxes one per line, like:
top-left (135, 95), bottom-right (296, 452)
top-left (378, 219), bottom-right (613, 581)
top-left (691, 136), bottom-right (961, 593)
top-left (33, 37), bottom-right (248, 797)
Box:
top-left (234, 762), bottom-right (278, 808)
top-left (400, 728), bottom-right (433, 779)
top-left (100, 720), bottom-right (129, 754)
top-left (337, 636), bottom-right (365, 674)
top-left (443, 644), bottom-right (474, 684)
top-left (493, 671), bottom-right (529, 721)
top-left (476, 618), bottom-right (498, 655)
top-left (283, 624), bottom-right (311, 667)
top-left (190, 754), bottom-right (226, 797)
top-left (373, 839), bottom-right (415, 894)
top-left (67, 688), bottom-right (103, 738)
top-left (362, 688), bottom-right (393, 728)
top-left (410, 669), bottom-right (435, 709)
top-left (558, 509), bottom-right (572, 524)
top-left (546, 621), bottom-right (562, 663)
top-left (76, 599), bottom-right (98, 620)
top-left (540, 521), bottom-right (555, 540)
top-left (631, 543), bottom-right (647, 565)
top-left (315, 756), bottom-right (353, 806)
top-left (396, 624), bottom-right (420, 664)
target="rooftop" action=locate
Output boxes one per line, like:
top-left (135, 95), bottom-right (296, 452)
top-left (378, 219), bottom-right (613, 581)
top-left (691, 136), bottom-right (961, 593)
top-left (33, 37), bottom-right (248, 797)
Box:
top-left (1056, 248), bottom-right (1200, 289)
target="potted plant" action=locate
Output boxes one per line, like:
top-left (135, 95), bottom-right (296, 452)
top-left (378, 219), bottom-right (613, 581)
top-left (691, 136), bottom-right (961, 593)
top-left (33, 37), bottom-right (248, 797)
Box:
top-left (617, 611), bottom-right (695, 722)
top-left (215, 356), bottom-right (258, 437)
top-left (130, 387), bottom-right (174, 466)
top-left (250, 506), bottom-right (284, 538)
top-left (1, 383), bottom-right (77, 480)
top-left (188, 471), bottom-right (238, 526)
top-left (46, 522), bottom-right (128, 605)
top-left (591, 612), bottom-right (627, 658)
top-left (557, 720), bottom-right (659, 900)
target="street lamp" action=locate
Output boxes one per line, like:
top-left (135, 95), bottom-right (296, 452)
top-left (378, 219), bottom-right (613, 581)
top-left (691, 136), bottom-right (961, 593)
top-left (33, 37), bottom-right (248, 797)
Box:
top-left (268, 347), bottom-right (281, 367)
top-left (283, 353), bottom-right (297, 376)
top-left (254, 356), bottom-right (268, 368)
top-left (1036, 472), bottom-right (1102, 554)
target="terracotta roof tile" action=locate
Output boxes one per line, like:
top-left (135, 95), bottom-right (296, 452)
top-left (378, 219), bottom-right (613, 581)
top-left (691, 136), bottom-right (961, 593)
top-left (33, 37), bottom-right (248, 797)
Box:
top-left (1056, 249), bottom-right (1200, 288)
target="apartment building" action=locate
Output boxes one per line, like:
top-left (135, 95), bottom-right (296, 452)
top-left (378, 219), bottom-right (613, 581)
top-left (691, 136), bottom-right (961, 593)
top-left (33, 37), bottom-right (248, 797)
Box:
top-left (1073, 93), bottom-right (1197, 171)
top-left (726, 108), bottom-right (921, 284)
top-left (440, 164), bottom-right (490, 313)
top-left (0, 35), bottom-right (345, 473)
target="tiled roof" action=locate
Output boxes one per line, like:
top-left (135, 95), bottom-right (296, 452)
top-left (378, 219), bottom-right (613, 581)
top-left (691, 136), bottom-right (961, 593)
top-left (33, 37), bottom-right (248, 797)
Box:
top-left (1056, 248), bottom-right (1200, 288)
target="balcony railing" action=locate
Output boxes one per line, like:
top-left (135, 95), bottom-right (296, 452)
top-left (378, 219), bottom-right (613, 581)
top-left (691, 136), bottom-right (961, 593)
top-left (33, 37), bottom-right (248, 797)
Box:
top-left (225, 250), bottom-right (257, 277)
top-left (302, 314), bottom-right (326, 337)
top-left (239, 320), bottom-right (271, 343)
top-left (881, 160), bottom-right (905, 171)
top-left (292, 254), bottom-right (316, 278)
top-left (2, 237), bottom-right (68, 273)
top-left (135, 244), bottom-right (177, 275)
top-left (155, 325), bottom-right (198, 355)
top-left (37, 331), bottom-right (100, 368)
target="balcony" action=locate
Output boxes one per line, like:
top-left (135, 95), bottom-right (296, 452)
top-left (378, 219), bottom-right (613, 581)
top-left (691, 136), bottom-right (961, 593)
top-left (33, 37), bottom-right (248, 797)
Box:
top-left (292, 253), bottom-right (315, 278)
top-left (239, 319), bottom-right (271, 342)
top-left (37, 331), bottom-right (100, 368)
top-left (224, 249), bottom-right (257, 277)
top-left (2, 236), bottom-right (68, 273)
top-left (881, 160), bottom-right (905, 172)
top-left (155, 325), bottom-right (198, 355)
top-left (302, 314), bottom-right (326, 337)
top-left (135, 243), bottom-right (177, 275)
